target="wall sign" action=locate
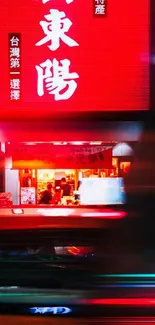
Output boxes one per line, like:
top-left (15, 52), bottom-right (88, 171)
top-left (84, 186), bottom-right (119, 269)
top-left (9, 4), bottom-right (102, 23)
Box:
top-left (93, 0), bottom-right (107, 17)
top-left (8, 33), bottom-right (21, 102)
top-left (0, 0), bottom-right (149, 119)
top-left (11, 144), bottom-right (113, 169)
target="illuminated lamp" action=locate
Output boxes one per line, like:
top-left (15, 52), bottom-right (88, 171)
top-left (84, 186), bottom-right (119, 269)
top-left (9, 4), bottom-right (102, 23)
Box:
top-left (12, 208), bottom-right (24, 215)
top-left (113, 143), bottom-right (133, 157)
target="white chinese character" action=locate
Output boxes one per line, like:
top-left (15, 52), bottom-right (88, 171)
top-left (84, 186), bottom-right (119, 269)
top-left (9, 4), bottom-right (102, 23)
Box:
top-left (10, 58), bottom-right (20, 68)
top-left (36, 9), bottom-right (79, 51)
top-left (95, 4), bottom-right (105, 14)
top-left (10, 47), bottom-right (20, 57)
top-left (42, 0), bottom-right (73, 3)
top-left (36, 58), bottom-right (79, 100)
top-left (10, 90), bottom-right (20, 100)
top-left (10, 79), bottom-right (20, 89)
top-left (10, 36), bottom-right (19, 47)
top-left (95, 0), bottom-right (105, 4)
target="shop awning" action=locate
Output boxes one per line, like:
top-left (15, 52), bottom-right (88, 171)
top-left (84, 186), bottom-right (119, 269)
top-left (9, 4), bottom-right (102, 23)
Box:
top-left (11, 144), bottom-right (114, 169)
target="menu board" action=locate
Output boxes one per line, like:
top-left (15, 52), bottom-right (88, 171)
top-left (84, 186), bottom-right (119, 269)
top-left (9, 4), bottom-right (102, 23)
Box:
top-left (21, 187), bottom-right (36, 204)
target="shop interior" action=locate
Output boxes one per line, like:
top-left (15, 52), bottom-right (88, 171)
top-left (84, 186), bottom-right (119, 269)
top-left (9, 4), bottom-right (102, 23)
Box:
top-left (19, 158), bottom-right (130, 205)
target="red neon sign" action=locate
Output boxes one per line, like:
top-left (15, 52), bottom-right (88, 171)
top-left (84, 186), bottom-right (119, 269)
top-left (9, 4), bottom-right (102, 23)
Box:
top-left (0, 0), bottom-right (149, 119)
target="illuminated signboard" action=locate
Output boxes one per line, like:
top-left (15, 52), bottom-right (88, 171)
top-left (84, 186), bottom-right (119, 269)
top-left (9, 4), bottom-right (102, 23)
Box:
top-left (0, 0), bottom-right (149, 119)
top-left (11, 144), bottom-right (113, 169)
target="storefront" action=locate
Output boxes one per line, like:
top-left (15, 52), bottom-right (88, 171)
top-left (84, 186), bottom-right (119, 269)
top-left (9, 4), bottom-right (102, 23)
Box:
top-left (3, 135), bottom-right (136, 205)
top-left (0, 0), bottom-right (149, 208)
top-left (12, 142), bottom-right (115, 205)
top-left (0, 120), bottom-right (141, 206)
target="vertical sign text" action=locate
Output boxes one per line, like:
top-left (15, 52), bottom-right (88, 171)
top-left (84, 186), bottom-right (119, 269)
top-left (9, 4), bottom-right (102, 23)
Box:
top-left (93, 0), bottom-right (107, 17)
top-left (9, 33), bottom-right (21, 102)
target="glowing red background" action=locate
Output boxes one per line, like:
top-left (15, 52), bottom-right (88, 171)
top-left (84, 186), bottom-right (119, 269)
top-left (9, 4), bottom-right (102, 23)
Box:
top-left (0, 0), bottom-right (149, 119)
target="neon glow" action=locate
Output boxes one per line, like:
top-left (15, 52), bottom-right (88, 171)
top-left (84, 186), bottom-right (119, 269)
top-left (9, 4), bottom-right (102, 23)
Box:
top-left (37, 208), bottom-right (75, 216)
top-left (81, 212), bottom-right (126, 219)
top-left (101, 284), bottom-right (155, 288)
top-left (97, 274), bottom-right (155, 278)
top-left (83, 298), bottom-right (155, 306)
top-left (30, 307), bottom-right (72, 315)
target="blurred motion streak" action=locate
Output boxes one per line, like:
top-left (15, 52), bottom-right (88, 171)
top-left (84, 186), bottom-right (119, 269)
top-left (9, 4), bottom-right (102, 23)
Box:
top-left (82, 298), bottom-right (155, 306)
top-left (97, 274), bottom-right (155, 278)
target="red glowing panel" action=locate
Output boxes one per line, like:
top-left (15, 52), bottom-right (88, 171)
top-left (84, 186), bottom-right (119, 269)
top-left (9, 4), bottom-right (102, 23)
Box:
top-left (0, 0), bottom-right (149, 119)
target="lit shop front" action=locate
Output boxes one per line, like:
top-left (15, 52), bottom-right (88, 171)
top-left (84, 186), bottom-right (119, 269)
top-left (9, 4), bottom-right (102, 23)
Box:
top-left (5, 141), bottom-right (134, 205)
